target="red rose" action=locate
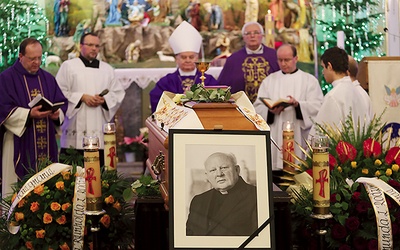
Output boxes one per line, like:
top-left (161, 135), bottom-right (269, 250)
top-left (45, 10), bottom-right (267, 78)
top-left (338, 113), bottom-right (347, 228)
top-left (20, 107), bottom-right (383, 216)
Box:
top-left (345, 216), bottom-right (360, 231)
top-left (331, 224), bottom-right (347, 240)
top-left (338, 245), bottom-right (352, 250)
top-left (336, 141), bottom-right (357, 163)
top-left (367, 239), bottom-right (378, 250)
top-left (385, 147), bottom-right (400, 165)
top-left (353, 236), bottom-right (368, 250)
top-left (356, 200), bottom-right (371, 213)
top-left (351, 191), bottom-right (361, 201)
top-left (363, 138), bottom-right (382, 158)
top-left (389, 179), bottom-right (400, 192)
top-left (330, 193), bottom-right (337, 203)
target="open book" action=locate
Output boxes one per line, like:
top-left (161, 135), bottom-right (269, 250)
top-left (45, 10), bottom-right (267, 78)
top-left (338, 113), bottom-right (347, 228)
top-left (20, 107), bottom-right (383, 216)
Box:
top-left (28, 94), bottom-right (65, 112)
top-left (259, 97), bottom-right (292, 110)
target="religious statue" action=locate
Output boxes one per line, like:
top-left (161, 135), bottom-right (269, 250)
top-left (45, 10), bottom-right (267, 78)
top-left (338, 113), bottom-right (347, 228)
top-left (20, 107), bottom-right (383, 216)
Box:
top-left (245, 0), bottom-right (259, 23)
top-left (54, 0), bottom-right (70, 36)
top-left (125, 40), bottom-right (141, 63)
top-left (127, 0), bottom-right (145, 23)
top-left (189, 0), bottom-right (201, 31)
top-left (105, 0), bottom-right (122, 26)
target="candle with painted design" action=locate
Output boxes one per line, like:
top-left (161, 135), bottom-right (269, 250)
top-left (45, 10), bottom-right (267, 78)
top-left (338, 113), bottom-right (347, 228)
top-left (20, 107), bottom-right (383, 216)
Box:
top-left (312, 136), bottom-right (330, 215)
top-left (264, 10), bottom-right (275, 49)
top-left (103, 123), bottom-right (117, 171)
top-left (83, 136), bottom-right (102, 211)
top-left (282, 121), bottom-right (294, 172)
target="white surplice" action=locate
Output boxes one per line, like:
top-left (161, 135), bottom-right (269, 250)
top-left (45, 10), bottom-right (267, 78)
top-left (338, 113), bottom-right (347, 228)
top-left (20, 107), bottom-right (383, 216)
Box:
top-left (310, 76), bottom-right (372, 138)
top-left (254, 69), bottom-right (324, 171)
top-left (56, 58), bottom-right (125, 150)
top-left (353, 79), bottom-right (374, 120)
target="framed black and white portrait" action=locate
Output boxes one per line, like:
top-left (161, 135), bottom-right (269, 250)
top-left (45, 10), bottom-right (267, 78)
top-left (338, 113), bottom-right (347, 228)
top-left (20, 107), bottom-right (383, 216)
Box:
top-left (169, 129), bottom-right (275, 249)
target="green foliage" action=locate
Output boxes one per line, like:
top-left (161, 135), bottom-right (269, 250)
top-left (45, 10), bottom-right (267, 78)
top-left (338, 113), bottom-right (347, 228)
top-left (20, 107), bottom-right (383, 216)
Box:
top-left (131, 175), bottom-right (161, 198)
top-left (0, 0), bottom-right (49, 72)
top-left (179, 84), bottom-right (232, 103)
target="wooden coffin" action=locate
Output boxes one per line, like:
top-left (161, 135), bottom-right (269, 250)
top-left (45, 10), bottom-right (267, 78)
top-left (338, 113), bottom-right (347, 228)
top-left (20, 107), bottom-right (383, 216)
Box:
top-left (145, 103), bottom-right (258, 207)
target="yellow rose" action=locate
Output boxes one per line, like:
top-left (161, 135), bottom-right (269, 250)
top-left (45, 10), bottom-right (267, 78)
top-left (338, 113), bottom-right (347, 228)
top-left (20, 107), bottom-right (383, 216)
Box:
top-left (337, 166), bottom-right (342, 172)
top-left (362, 168), bottom-right (369, 175)
top-left (351, 161), bottom-right (357, 169)
top-left (34, 184), bottom-right (45, 195)
top-left (18, 199), bottom-right (26, 208)
top-left (386, 168), bottom-right (393, 177)
top-left (392, 164), bottom-right (400, 172)
top-left (61, 171), bottom-right (71, 180)
top-left (173, 94), bottom-right (184, 104)
top-left (374, 159), bottom-right (382, 166)
top-left (113, 201), bottom-right (122, 211)
top-left (375, 170), bottom-right (381, 177)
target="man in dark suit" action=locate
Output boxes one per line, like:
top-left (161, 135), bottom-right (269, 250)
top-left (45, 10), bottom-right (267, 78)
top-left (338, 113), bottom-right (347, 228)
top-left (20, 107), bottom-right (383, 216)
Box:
top-left (186, 152), bottom-right (258, 236)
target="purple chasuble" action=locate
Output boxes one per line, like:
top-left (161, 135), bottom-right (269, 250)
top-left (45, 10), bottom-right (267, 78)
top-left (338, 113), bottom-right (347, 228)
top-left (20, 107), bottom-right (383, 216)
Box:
top-left (0, 60), bottom-right (67, 179)
top-left (149, 69), bottom-right (219, 112)
top-left (217, 45), bottom-right (279, 102)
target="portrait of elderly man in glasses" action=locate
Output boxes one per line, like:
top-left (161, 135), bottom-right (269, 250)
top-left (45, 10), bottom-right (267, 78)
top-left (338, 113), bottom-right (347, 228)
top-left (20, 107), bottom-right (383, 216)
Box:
top-left (217, 21), bottom-right (279, 103)
top-left (186, 152), bottom-right (258, 236)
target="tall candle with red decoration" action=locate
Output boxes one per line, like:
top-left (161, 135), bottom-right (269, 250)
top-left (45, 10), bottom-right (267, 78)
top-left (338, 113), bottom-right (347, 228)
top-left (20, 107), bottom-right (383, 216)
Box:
top-left (103, 123), bottom-right (117, 171)
top-left (83, 136), bottom-right (102, 211)
top-left (282, 121), bottom-right (295, 172)
top-left (312, 136), bottom-right (330, 215)
top-left (265, 9), bottom-right (275, 49)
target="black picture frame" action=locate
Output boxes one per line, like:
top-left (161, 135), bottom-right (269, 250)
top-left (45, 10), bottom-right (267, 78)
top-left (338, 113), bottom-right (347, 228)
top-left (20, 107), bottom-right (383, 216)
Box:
top-left (168, 129), bottom-right (275, 249)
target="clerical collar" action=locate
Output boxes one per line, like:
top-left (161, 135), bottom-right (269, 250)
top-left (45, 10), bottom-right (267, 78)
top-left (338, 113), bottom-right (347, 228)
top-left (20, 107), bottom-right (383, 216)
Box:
top-left (79, 55), bottom-right (100, 68)
top-left (282, 68), bottom-right (299, 75)
top-left (179, 68), bottom-right (196, 76)
top-left (245, 45), bottom-right (263, 54)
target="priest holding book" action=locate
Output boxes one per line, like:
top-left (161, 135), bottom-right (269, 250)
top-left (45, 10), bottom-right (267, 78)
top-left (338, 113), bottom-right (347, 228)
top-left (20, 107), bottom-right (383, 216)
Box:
top-left (0, 38), bottom-right (67, 197)
top-left (253, 44), bottom-right (323, 181)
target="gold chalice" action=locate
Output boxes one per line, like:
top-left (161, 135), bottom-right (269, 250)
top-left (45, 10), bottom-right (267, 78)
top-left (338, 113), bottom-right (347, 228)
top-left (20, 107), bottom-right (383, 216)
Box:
top-left (196, 61), bottom-right (210, 86)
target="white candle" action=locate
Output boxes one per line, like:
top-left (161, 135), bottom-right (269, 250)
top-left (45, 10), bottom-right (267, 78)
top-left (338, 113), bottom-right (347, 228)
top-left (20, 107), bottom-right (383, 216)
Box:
top-left (337, 31), bottom-right (345, 49)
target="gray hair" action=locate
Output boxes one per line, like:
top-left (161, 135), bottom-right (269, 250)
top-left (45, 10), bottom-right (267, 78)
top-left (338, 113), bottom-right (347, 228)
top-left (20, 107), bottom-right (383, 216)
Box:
top-left (241, 22), bottom-right (264, 36)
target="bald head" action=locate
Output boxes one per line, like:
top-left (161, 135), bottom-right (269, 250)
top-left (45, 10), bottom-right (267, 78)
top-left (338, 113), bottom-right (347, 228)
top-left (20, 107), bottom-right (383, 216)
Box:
top-left (348, 56), bottom-right (358, 82)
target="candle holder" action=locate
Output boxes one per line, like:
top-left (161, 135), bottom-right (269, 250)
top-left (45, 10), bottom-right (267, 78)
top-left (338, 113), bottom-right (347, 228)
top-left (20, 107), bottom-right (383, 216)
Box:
top-left (310, 135), bottom-right (332, 250)
top-left (282, 121), bottom-right (295, 173)
top-left (103, 123), bottom-right (117, 171)
top-left (195, 61), bottom-right (210, 86)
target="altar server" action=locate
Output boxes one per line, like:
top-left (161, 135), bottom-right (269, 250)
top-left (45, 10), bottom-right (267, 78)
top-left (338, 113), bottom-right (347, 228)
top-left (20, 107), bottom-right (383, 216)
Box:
top-left (310, 47), bottom-right (371, 137)
top-left (217, 21), bottom-right (279, 103)
top-left (0, 38), bottom-right (67, 197)
top-left (56, 33), bottom-right (125, 161)
top-left (149, 21), bottom-right (218, 113)
top-left (254, 44), bottom-right (323, 173)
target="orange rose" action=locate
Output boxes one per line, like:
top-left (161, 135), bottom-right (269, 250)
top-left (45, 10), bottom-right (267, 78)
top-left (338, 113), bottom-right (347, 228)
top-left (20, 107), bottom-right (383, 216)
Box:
top-left (62, 203), bottom-right (71, 211)
top-left (25, 241), bottom-right (34, 250)
top-left (11, 193), bottom-right (17, 203)
top-left (99, 214), bottom-right (111, 228)
top-left (104, 195), bottom-right (115, 204)
top-left (15, 212), bottom-right (24, 222)
top-left (50, 202), bottom-right (61, 211)
top-left (56, 181), bottom-right (65, 191)
top-left (43, 212), bottom-right (53, 224)
top-left (113, 201), bottom-right (121, 211)
top-left (59, 242), bottom-right (70, 250)
top-left (30, 201), bottom-right (40, 213)
top-left (61, 171), bottom-right (71, 180)
top-left (35, 229), bottom-right (45, 239)
top-left (56, 215), bottom-right (67, 225)
top-left (34, 184), bottom-right (45, 195)
top-left (18, 198), bottom-right (26, 208)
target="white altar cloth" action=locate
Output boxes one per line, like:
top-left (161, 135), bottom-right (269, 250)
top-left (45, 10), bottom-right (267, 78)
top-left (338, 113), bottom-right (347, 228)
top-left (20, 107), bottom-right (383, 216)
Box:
top-left (114, 67), bottom-right (223, 90)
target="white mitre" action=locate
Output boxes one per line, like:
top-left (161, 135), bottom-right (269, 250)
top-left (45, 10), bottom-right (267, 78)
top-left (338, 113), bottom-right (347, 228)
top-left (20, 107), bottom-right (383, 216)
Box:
top-left (169, 21), bottom-right (202, 54)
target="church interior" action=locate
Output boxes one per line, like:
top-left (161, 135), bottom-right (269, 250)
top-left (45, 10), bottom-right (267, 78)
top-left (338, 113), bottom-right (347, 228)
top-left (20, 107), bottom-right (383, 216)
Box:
top-left (0, 0), bottom-right (400, 249)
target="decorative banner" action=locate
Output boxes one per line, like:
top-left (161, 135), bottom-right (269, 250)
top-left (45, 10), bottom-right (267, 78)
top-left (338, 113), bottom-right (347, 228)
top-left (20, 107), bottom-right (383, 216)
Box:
top-left (356, 177), bottom-right (400, 250)
top-left (6, 163), bottom-right (86, 250)
top-left (103, 123), bottom-right (117, 171)
top-left (311, 136), bottom-right (330, 215)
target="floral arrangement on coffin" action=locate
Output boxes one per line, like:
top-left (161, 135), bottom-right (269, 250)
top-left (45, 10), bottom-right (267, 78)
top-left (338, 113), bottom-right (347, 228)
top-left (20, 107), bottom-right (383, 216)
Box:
top-left (119, 127), bottom-right (148, 155)
top-left (0, 157), bottom-right (135, 250)
top-left (173, 84), bottom-right (232, 104)
top-left (123, 175), bottom-right (161, 199)
top-left (287, 113), bottom-right (400, 249)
